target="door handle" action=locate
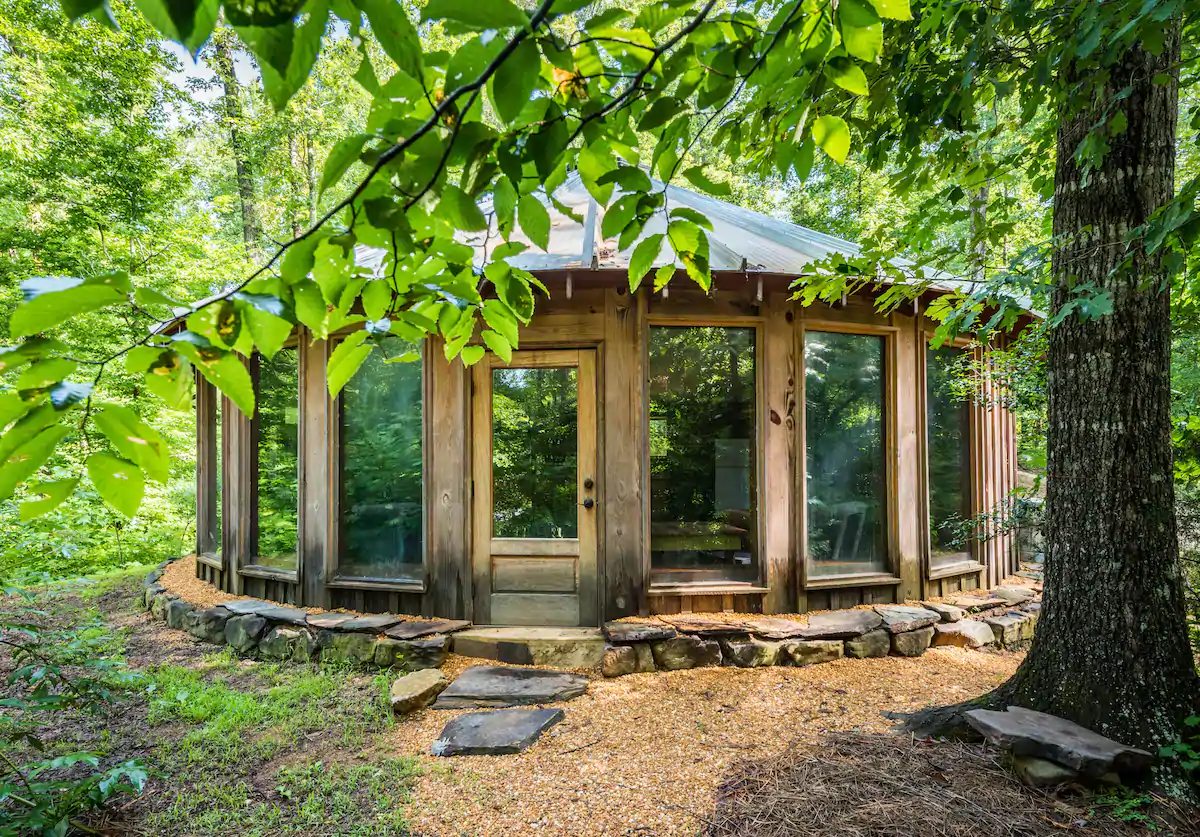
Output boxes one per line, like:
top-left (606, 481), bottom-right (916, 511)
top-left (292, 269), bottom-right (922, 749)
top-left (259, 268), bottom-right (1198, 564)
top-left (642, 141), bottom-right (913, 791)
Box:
top-left (582, 497), bottom-right (595, 510)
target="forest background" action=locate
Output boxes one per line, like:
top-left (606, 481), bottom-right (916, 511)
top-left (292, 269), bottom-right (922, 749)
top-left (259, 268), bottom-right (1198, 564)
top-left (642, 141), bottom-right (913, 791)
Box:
top-left (0, 0), bottom-right (1195, 645)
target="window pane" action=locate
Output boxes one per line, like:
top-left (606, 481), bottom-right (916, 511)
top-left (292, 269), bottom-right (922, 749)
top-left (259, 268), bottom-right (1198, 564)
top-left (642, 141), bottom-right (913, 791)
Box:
top-left (927, 345), bottom-right (974, 568)
top-left (254, 348), bottom-right (299, 571)
top-left (649, 327), bottom-right (757, 585)
top-left (492, 367), bottom-right (578, 538)
top-left (804, 331), bottom-right (888, 577)
top-left (340, 337), bottom-right (423, 580)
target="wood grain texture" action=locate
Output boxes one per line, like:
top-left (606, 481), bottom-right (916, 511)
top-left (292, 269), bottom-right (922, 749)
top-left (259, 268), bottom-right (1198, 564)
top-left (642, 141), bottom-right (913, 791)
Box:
top-left (426, 338), bottom-right (471, 619)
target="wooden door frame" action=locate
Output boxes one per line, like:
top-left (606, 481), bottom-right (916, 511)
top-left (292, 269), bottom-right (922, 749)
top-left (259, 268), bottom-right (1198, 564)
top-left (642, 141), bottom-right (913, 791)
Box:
top-left (471, 349), bottom-right (599, 626)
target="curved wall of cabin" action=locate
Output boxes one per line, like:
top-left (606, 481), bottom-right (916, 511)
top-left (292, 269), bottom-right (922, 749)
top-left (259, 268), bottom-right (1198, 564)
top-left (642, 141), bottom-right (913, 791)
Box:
top-left (194, 279), bottom-right (1021, 621)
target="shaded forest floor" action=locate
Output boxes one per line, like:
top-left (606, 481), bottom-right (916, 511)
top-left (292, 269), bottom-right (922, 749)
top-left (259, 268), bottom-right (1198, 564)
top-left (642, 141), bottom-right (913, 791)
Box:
top-left (2, 570), bottom-right (1195, 836)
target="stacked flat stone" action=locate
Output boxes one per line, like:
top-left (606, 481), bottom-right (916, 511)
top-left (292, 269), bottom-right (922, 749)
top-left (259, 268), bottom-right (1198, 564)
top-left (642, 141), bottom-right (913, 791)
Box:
top-left (141, 560), bottom-right (468, 672)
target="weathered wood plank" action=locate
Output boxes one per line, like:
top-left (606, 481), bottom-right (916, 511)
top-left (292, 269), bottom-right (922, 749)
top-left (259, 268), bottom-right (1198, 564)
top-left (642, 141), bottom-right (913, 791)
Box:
top-left (763, 294), bottom-right (795, 614)
top-left (426, 337), bottom-right (471, 620)
top-left (299, 334), bottom-right (333, 609)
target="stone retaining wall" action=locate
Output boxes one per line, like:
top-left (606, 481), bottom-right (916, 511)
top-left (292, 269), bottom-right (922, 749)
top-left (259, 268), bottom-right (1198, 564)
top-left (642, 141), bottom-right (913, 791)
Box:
top-left (599, 591), bottom-right (1044, 677)
top-left (144, 559), bottom-right (1042, 675)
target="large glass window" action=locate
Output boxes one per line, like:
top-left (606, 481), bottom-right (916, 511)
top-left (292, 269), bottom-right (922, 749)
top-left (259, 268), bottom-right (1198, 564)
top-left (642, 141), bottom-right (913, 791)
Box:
top-left (252, 348), bottom-right (299, 572)
top-left (339, 337), bottom-right (424, 580)
top-left (926, 344), bottom-right (974, 569)
top-left (492, 366), bottom-right (579, 539)
top-left (648, 326), bottom-right (757, 585)
top-left (804, 331), bottom-right (888, 578)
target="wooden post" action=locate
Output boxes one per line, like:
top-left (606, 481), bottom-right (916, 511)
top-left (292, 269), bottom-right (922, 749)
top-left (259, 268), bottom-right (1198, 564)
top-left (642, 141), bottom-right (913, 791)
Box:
top-left (602, 287), bottom-right (646, 619)
top-left (893, 312), bottom-right (923, 603)
top-left (299, 333), bottom-right (334, 609)
top-left (762, 294), bottom-right (795, 614)
top-left (195, 375), bottom-right (219, 562)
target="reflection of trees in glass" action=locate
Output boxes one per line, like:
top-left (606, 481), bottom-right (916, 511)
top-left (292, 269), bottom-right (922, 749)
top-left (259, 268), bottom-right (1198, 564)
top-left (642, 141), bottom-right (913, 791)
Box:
top-left (927, 345), bottom-right (973, 564)
top-left (340, 337), bottom-right (423, 579)
top-left (492, 367), bottom-right (578, 539)
top-left (255, 348), bottom-right (299, 569)
top-left (648, 327), bottom-right (757, 584)
top-left (804, 332), bottom-right (887, 576)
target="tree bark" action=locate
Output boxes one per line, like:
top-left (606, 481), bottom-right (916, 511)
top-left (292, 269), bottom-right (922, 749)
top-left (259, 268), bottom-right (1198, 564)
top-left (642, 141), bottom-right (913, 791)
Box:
top-left (210, 33), bottom-right (259, 256)
top-left (908, 23), bottom-right (1199, 787)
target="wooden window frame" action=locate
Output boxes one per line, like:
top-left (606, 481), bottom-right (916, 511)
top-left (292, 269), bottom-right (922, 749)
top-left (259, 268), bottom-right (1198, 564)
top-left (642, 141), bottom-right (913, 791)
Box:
top-left (241, 342), bottom-right (302, 583)
top-left (195, 375), bottom-right (223, 570)
top-left (643, 315), bottom-right (769, 595)
top-left (326, 331), bottom-right (428, 593)
top-left (919, 333), bottom-right (987, 581)
top-left (797, 320), bottom-right (902, 589)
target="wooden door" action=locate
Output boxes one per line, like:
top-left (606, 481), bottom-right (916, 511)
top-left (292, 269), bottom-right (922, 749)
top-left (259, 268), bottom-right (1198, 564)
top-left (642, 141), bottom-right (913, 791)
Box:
top-left (472, 350), bottom-right (598, 626)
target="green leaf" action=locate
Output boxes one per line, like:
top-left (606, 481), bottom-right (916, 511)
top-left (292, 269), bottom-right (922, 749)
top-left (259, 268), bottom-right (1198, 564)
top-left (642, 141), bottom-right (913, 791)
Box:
top-left (423, 0), bottom-right (528, 30)
top-left (20, 478), bottom-right (79, 521)
top-left (328, 331), bottom-right (373, 397)
top-left (353, 0), bottom-right (423, 79)
top-left (18, 358), bottom-right (77, 392)
top-left (578, 141), bottom-right (619, 205)
top-left (174, 343), bottom-right (255, 417)
top-left (867, 0), bottom-right (910, 18)
top-left (827, 58), bottom-right (869, 95)
top-left (482, 330), bottom-right (512, 363)
top-left (0, 424), bottom-right (69, 503)
top-left (142, 351), bottom-right (192, 411)
top-left (94, 405), bottom-right (170, 484)
top-left (460, 345), bottom-right (486, 365)
top-left (629, 234), bottom-right (664, 290)
top-left (840, 0), bottom-right (882, 62)
top-left (518, 194), bottom-right (551, 250)
top-left (493, 177), bottom-right (517, 236)
top-left (236, 0), bottom-right (330, 111)
top-left (361, 280), bottom-right (393, 321)
top-left (812, 114), bottom-right (851, 164)
top-left (0, 393), bottom-right (33, 431)
top-left (653, 263), bottom-right (675, 291)
top-left (320, 134), bottom-right (369, 195)
top-left (491, 38), bottom-right (539, 125)
top-left (669, 207), bottom-right (713, 231)
top-left (291, 280), bottom-right (329, 337)
top-left (87, 453), bottom-right (144, 519)
top-left (244, 307), bottom-right (294, 360)
top-left (481, 299), bottom-right (519, 345)
top-left (681, 167), bottom-right (731, 196)
top-left (486, 263), bottom-right (535, 322)
top-left (134, 286), bottom-right (183, 309)
top-left (438, 185), bottom-right (488, 231)
top-left (11, 272), bottom-right (131, 338)
top-left (132, 0), bottom-right (218, 54)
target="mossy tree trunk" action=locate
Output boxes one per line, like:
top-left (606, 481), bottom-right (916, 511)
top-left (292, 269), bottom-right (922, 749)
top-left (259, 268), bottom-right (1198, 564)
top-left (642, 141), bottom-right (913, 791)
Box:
top-left (910, 24), bottom-right (1199, 781)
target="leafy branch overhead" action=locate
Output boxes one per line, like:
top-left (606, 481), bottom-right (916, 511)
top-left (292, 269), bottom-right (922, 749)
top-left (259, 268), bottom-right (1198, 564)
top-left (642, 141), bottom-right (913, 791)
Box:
top-left (2, 0), bottom-right (1197, 522)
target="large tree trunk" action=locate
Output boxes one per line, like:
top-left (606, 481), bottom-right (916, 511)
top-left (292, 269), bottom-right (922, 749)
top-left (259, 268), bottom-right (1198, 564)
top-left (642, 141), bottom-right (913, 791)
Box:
top-left (909, 24), bottom-right (1199, 781)
top-left (210, 32), bottom-right (259, 256)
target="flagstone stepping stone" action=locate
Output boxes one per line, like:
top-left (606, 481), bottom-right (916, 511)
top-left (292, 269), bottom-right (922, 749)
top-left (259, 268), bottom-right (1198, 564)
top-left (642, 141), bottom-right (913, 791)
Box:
top-left (965, 706), bottom-right (1154, 780)
top-left (390, 669), bottom-right (449, 714)
top-left (932, 620), bottom-right (995, 649)
top-left (385, 619), bottom-right (472, 640)
top-left (255, 604), bottom-right (310, 626)
top-left (602, 621), bottom-right (676, 643)
top-left (921, 602), bottom-right (965, 623)
top-left (219, 599), bottom-right (273, 616)
top-left (306, 612), bottom-right (358, 630)
top-left (336, 613), bottom-right (403, 633)
top-left (373, 635), bottom-right (448, 670)
top-left (431, 708), bottom-right (564, 756)
top-left (1016, 570), bottom-right (1044, 581)
top-left (798, 610), bottom-right (882, 639)
top-left (890, 626), bottom-right (934, 657)
top-left (433, 665), bottom-right (589, 709)
top-left (743, 617), bottom-right (810, 639)
top-left (991, 585), bottom-right (1036, 605)
top-left (661, 615), bottom-right (750, 636)
top-left (874, 605), bottom-right (940, 634)
top-left (947, 594), bottom-right (1007, 611)
top-left (984, 612), bottom-right (1032, 646)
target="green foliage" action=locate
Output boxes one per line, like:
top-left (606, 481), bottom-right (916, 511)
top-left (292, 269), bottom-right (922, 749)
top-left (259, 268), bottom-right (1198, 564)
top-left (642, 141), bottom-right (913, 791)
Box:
top-left (0, 583), bottom-right (147, 835)
top-left (1159, 716), bottom-right (1200, 775)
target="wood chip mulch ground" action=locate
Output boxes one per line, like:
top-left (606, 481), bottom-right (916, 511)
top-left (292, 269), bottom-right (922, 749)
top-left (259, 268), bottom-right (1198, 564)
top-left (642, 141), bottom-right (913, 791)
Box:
top-left (387, 649), bottom-right (1027, 837)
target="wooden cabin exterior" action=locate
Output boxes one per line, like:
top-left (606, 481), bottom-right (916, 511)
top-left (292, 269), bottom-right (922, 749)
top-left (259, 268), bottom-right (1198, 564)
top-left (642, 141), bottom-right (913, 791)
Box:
top-left (192, 177), bottom-right (1021, 625)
